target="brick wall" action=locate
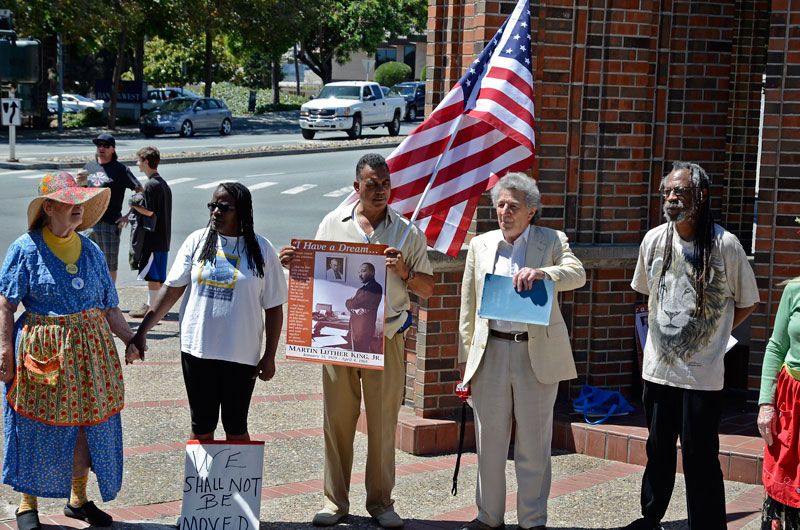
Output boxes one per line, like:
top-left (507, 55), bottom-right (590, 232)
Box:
top-left (749, 0), bottom-right (800, 403)
top-left (408, 0), bottom-right (776, 420)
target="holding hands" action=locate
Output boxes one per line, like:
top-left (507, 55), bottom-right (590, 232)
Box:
top-left (124, 342), bottom-right (144, 364)
top-left (127, 330), bottom-right (147, 364)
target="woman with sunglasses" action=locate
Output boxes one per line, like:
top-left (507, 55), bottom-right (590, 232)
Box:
top-left (130, 183), bottom-right (286, 441)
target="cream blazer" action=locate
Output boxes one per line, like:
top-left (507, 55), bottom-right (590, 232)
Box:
top-left (459, 225), bottom-right (586, 385)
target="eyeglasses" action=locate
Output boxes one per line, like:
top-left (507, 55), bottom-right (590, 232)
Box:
top-left (96, 142), bottom-right (112, 148)
top-left (659, 186), bottom-right (692, 198)
top-left (207, 202), bottom-right (233, 213)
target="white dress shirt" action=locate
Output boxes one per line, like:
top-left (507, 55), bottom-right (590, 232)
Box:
top-left (489, 225), bottom-right (530, 333)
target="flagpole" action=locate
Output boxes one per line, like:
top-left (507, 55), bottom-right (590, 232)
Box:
top-left (396, 113), bottom-right (467, 250)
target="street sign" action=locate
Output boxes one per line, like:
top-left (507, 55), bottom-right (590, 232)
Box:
top-left (1, 98), bottom-right (20, 126)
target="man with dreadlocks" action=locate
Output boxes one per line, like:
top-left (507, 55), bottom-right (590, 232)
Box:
top-left (130, 182), bottom-right (287, 442)
top-left (625, 161), bottom-right (759, 530)
top-left (281, 153), bottom-right (434, 528)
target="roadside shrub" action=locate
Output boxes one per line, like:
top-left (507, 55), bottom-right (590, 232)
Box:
top-left (375, 61), bottom-right (412, 87)
top-left (62, 108), bottom-right (105, 128)
top-left (201, 84), bottom-right (308, 114)
top-left (420, 65), bottom-right (427, 82)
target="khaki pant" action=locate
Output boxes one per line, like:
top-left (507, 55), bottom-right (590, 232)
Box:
top-left (471, 335), bottom-right (559, 528)
top-left (322, 332), bottom-right (405, 517)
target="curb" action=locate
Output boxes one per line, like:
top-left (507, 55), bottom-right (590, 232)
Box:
top-left (0, 140), bottom-right (405, 171)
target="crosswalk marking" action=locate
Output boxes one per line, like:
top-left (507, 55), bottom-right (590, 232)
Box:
top-left (247, 181), bottom-right (277, 191)
top-left (166, 177), bottom-right (196, 186)
top-left (324, 186), bottom-right (353, 198)
top-left (19, 173), bottom-right (48, 179)
top-left (194, 181), bottom-right (224, 189)
top-left (244, 172), bottom-right (284, 178)
top-left (282, 184), bottom-right (317, 195)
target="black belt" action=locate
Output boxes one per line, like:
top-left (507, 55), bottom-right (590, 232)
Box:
top-left (489, 329), bottom-right (528, 342)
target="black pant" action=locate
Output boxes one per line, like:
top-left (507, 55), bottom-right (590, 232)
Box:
top-left (640, 381), bottom-right (726, 530)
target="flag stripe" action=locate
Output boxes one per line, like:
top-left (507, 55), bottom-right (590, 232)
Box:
top-left (485, 66), bottom-right (533, 102)
top-left (390, 128), bottom-right (507, 204)
top-left (470, 88), bottom-right (535, 149)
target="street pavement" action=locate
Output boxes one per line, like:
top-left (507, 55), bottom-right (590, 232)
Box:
top-left (0, 121), bottom-right (769, 529)
top-left (0, 112), bottom-right (416, 165)
top-left (0, 285), bottom-right (767, 530)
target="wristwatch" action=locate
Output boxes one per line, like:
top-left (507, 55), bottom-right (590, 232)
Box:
top-left (405, 268), bottom-right (415, 282)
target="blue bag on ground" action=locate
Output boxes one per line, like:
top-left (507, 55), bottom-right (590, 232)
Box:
top-left (572, 385), bottom-right (634, 425)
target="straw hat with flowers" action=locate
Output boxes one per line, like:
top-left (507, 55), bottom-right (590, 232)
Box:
top-left (27, 172), bottom-right (110, 231)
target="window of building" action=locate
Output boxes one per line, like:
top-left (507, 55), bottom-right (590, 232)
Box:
top-left (404, 45), bottom-right (416, 76)
top-left (376, 48), bottom-right (397, 67)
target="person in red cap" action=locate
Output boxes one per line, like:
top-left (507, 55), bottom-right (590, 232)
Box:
top-left (0, 172), bottom-right (143, 530)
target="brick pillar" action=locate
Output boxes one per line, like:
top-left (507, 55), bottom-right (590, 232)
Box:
top-left (749, 0), bottom-right (800, 403)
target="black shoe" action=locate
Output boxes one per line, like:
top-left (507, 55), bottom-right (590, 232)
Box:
top-left (16, 509), bottom-right (41, 530)
top-left (64, 501), bottom-right (113, 527)
top-left (622, 518), bottom-right (663, 530)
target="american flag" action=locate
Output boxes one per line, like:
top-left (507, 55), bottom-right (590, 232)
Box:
top-left (387, 0), bottom-right (535, 256)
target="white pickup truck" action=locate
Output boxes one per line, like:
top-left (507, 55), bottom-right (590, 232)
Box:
top-left (299, 81), bottom-right (406, 140)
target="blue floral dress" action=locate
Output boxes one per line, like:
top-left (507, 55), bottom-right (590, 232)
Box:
top-left (0, 230), bottom-right (124, 500)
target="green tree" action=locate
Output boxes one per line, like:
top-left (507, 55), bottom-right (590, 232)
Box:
top-left (178, 0), bottom-right (244, 97)
top-left (227, 0), bottom-right (300, 102)
top-left (297, 0), bottom-right (427, 84)
top-left (142, 35), bottom-right (239, 87)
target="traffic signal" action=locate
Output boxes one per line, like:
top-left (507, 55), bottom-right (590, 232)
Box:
top-left (0, 9), bottom-right (42, 84)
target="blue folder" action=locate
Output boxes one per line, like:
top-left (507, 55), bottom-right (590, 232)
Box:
top-left (478, 273), bottom-right (554, 326)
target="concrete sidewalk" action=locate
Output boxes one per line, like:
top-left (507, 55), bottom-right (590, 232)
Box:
top-left (0, 286), bottom-right (767, 530)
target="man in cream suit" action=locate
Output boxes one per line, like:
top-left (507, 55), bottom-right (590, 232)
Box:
top-left (458, 173), bottom-right (586, 530)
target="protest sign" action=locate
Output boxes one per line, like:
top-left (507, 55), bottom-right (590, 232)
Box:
top-left (286, 239), bottom-right (388, 369)
top-left (179, 441), bottom-right (264, 530)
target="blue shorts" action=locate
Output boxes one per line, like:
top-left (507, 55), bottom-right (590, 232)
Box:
top-left (137, 251), bottom-right (168, 283)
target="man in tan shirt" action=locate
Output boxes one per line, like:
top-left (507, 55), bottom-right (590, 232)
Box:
top-left (281, 153), bottom-right (434, 528)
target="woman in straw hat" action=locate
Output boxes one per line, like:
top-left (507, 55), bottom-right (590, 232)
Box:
top-left (0, 172), bottom-right (142, 530)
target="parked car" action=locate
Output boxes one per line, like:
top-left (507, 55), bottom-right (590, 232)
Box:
top-left (389, 81), bottom-right (425, 121)
top-left (298, 81), bottom-right (405, 140)
top-left (143, 87), bottom-right (200, 112)
top-left (46, 96), bottom-right (82, 114)
top-left (139, 97), bottom-right (232, 137)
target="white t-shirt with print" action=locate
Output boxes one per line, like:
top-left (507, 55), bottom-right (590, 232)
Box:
top-left (631, 223), bottom-right (760, 391)
top-left (165, 229), bottom-right (288, 366)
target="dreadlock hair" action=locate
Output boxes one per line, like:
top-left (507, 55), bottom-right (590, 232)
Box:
top-left (196, 182), bottom-right (265, 278)
top-left (657, 161), bottom-right (715, 318)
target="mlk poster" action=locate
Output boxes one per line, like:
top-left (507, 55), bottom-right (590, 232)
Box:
top-left (286, 239), bottom-right (388, 369)
top-left (179, 441), bottom-right (264, 530)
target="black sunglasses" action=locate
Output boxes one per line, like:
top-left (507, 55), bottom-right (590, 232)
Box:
top-left (96, 142), bottom-right (112, 148)
top-left (207, 202), bottom-right (233, 213)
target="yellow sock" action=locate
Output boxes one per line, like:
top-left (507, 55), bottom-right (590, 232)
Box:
top-left (69, 476), bottom-right (88, 507)
top-left (19, 493), bottom-right (37, 512)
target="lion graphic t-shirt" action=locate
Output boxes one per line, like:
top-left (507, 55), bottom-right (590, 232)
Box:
top-left (631, 223), bottom-right (759, 390)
